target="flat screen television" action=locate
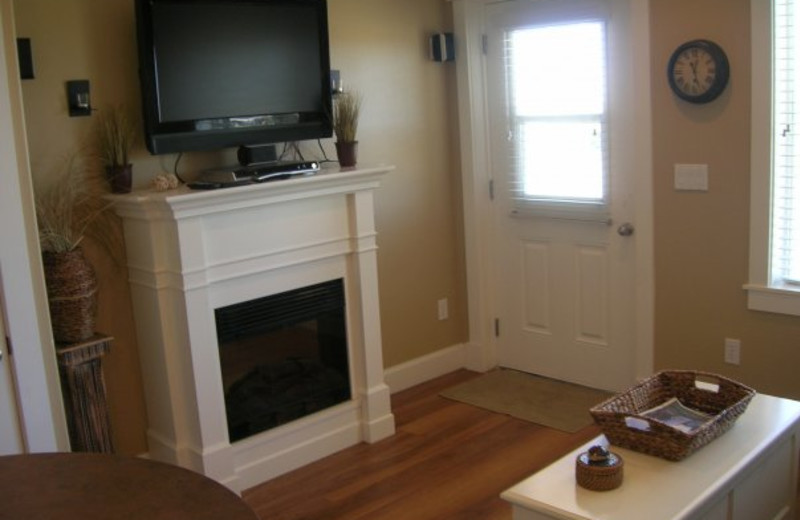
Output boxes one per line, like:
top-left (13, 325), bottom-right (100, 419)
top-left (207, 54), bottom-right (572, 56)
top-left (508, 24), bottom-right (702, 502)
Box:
top-left (135, 0), bottom-right (332, 155)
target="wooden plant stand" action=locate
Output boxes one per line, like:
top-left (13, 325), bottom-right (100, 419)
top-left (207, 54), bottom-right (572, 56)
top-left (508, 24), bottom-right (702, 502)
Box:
top-left (56, 334), bottom-right (114, 453)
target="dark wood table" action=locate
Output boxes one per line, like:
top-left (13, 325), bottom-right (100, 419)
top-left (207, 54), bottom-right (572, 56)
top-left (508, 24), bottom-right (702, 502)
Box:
top-left (0, 453), bottom-right (259, 519)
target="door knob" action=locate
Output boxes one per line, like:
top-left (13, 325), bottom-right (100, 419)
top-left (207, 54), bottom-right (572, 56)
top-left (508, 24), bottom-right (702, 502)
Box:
top-left (617, 222), bottom-right (635, 237)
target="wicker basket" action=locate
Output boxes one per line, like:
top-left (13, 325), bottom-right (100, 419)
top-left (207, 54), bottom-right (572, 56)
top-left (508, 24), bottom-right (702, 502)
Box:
top-left (590, 370), bottom-right (755, 461)
top-left (42, 248), bottom-right (98, 344)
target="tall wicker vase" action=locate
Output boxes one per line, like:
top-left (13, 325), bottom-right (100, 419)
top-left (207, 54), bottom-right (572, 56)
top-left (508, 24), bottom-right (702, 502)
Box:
top-left (42, 248), bottom-right (98, 344)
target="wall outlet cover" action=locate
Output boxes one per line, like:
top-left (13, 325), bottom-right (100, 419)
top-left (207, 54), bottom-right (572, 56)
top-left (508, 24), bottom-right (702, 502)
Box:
top-left (674, 163), bottom-right (709, 191)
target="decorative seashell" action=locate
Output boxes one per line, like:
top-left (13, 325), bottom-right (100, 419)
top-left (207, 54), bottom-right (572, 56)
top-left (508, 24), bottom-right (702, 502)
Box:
top-left (151, 175), bottom-right (171, 192)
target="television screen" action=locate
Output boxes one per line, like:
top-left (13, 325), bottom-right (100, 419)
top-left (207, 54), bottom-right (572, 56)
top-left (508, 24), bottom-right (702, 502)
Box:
top-left (136, 0), bottom-right (332, 154)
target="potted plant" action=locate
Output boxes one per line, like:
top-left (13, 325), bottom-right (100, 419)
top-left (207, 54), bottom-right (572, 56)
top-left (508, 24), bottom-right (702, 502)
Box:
top-left (97, 105), bottom-right (135, 193)
top-left (332, 90), bottom-right (362, 167)
top-left (35, 154), bottom-right (119, 343)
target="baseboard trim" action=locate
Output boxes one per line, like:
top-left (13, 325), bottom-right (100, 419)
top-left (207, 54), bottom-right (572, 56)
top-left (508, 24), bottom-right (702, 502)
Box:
top-left (384, 343), bottom-right (469, 394)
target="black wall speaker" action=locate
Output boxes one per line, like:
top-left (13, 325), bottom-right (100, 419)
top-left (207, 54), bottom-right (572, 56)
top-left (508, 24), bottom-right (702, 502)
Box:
top-left (430, 33), bottom-right (454, 62)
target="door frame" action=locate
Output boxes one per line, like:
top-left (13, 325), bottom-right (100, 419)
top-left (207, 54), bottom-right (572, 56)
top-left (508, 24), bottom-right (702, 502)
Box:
top-left (0, 291), bottom-right (23, 454)
top-left (0, 0), bottom-right (69, 452)
top-left (452, 0), bottom-right (654, 382)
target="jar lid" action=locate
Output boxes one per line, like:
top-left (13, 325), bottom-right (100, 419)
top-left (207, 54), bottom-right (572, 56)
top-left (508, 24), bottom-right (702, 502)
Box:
top-left (577, 451), bottom-right (621, 468)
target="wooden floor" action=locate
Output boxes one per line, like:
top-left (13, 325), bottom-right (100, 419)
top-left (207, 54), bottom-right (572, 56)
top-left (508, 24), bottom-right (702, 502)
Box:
top-left (242, 369), bottom-right (601, 519)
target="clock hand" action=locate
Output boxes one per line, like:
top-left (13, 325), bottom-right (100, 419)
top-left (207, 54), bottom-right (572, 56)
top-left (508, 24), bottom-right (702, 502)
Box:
top-left (690, 60), bottom-right (701, 85)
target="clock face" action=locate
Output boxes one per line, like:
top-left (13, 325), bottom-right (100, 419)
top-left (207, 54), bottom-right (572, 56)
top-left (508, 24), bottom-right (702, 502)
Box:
top-left (667, 40), bottom-right (730, 104)
top-left (673, 48), bottom-right (716, 96)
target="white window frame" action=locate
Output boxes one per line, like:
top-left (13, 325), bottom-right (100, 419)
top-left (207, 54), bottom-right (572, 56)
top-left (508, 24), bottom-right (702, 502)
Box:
top-left (747, 0), bottom-right (800, 315)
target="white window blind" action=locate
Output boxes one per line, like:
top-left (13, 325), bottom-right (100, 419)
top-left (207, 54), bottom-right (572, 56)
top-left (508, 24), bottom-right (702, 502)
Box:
top-left (773, 0), bottom-right (800, 285)
top-left (504, 19), bottom-right (609, 220)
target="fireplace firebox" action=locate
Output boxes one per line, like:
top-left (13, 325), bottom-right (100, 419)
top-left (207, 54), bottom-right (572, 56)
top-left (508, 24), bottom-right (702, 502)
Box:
top-left (216, 279), bottom-right (350, 442)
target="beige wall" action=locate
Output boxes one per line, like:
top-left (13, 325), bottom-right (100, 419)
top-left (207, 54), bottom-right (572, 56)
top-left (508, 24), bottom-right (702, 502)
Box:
top-left (328, 0), bottom-right (467, 366)
top-left (651, 0), bottom-right (800, 400)
top-left (18, 0), bottom-right (800, 457)
top-left (15, 0), bottom-right (466, 455)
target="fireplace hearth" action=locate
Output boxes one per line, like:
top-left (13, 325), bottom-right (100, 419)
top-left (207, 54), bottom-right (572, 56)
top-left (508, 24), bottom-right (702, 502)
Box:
top-left (112, 165), bottom-right (396, 493)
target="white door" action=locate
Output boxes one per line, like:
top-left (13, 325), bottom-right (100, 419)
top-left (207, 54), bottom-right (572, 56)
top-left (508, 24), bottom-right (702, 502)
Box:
top-left (486, 0), bottom-right (643, 391)
top-left (0, 295), bottom-right (23, 454)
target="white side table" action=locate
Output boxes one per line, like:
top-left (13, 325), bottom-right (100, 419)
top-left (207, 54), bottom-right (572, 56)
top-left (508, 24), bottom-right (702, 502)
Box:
top-left (502, 393), bottom-right (800, 520)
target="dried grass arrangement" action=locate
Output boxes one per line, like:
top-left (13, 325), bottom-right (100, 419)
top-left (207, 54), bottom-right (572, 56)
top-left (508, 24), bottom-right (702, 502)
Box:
top-left (34, 153), bottom-right (121, 343)
top-left (97, 105), bottom-right (135, 193)
top-left (97, 105), bottom-right (134, 168)
top-left (333, 90), bottom-right (362, 143)
top-left (332, 91), bottom-right (362, 167)
top-left (34, 154), bottom-right (117, 254)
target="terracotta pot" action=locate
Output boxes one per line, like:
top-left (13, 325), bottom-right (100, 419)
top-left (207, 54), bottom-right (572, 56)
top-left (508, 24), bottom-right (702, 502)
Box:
top-left (42, 248), bottom-right (98, 344)
top-left (106, 164), bottom-right (133, 194)
top-left (335, 141), bottom-right (358, 168)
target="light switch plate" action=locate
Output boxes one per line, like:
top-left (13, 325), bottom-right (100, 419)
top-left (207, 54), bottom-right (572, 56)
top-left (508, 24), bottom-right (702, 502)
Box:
top-left (674, 164), bottom-right (709, 191)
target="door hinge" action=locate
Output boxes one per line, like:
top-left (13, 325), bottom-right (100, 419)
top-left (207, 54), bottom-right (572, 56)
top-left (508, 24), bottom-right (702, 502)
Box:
top-left (494, 318), bottom-right (500, 337)
top-left (482, 34), bottom-right (488, 54)
top-left (489, 179), bottom-right (495, 200)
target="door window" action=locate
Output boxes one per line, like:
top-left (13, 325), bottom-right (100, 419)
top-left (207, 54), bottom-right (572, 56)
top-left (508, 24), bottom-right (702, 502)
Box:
top-left (503, 19), bottom-right (609, 220)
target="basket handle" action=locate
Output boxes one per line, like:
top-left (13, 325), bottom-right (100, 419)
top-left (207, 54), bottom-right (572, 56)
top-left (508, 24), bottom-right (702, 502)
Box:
top-left (624, 416), bottom-right (653, 432)
top-left (694, 374), bottom-right (720, 393)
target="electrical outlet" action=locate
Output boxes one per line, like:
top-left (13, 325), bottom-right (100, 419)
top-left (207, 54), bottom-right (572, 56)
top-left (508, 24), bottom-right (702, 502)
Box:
top-left (437, 298), bottom-right (449, 321)
top-left (724, 338), bottom-right (741, 365)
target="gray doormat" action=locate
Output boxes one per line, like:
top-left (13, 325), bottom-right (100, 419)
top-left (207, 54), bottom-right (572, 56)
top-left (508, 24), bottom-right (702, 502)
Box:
top-left (440, 368), bottom-right (613, 433)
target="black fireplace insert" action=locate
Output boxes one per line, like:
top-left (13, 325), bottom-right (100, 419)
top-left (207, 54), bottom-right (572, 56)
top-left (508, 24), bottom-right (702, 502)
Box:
top-left (215, 279), bottom-right (350, 442)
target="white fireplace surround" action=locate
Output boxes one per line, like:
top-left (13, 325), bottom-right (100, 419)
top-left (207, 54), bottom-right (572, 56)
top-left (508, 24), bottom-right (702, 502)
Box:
top-left (112, 165), bottom-right (396, 493)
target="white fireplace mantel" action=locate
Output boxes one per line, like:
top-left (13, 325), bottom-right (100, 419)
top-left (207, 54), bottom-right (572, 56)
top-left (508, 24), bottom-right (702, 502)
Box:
top-left (112, 165), bottom-right (396, 493)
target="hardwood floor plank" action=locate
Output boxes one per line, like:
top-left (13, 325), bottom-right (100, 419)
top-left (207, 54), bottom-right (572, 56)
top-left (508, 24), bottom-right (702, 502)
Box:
top-left (242, 369), bottom-right (600, 519)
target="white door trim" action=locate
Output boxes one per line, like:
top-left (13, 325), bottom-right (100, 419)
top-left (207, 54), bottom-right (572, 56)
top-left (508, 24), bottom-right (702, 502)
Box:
top-left (0, 0), bottom-right (69, 452)
top-left (453, 0), bottom-right (496, 373)
top-left (452, 0), bottom-right (654, 381)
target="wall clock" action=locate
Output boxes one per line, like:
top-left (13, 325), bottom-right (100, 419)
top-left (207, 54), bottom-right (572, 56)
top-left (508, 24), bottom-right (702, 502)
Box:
top-left (667, 39), bottom-right (730, 104)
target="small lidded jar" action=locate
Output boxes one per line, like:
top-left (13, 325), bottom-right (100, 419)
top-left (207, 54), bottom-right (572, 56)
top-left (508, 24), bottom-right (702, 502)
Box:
top-left (575, 445), bottom-right (624, 491)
